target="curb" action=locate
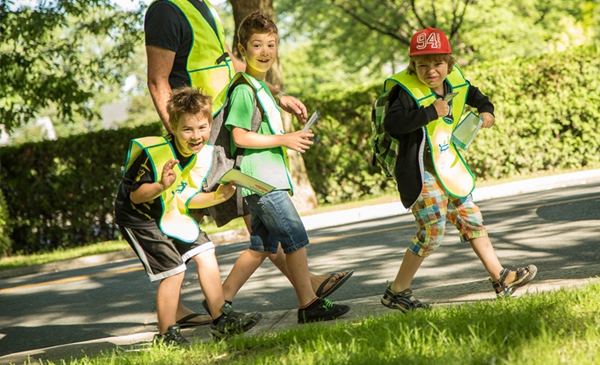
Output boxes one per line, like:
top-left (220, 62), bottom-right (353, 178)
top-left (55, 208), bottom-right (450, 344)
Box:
top-left (2, 169), bottom-right (600, 280)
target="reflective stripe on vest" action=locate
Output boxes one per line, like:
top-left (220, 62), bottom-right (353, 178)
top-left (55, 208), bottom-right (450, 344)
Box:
top-left (125, 137), bottom-right (214, 243)
top-left (218, 72), bottom-right (294, 195)
top-left (386, 67), bottom-right (475, 198)
top-left (168, 0), bottom-right (234, 113)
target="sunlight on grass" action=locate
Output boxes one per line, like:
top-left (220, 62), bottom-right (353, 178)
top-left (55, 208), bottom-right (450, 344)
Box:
top-left (44, 282), bottom-right (600, 365)
top-left (0, 241), bottom-right (129, 270)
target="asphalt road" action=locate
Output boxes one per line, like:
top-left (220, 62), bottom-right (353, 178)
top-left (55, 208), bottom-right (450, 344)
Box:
top-left (1, 181), bottom-right (599, 358)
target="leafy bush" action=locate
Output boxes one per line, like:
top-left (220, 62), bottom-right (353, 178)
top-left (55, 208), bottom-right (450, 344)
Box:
top-left (0, 189), bottom-right (12, 256)
top-left (464, 46), bottom-right (600, 178)
top-left (1, 45), bottom-right (598, 254)
top-left (0, 123), bottom-right (163, 255)
top-left (301, 45), bottom-right (600, 202)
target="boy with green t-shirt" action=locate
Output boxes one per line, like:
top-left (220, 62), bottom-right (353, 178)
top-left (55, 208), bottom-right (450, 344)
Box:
top-left (220, 12), bottom-right (350, 323)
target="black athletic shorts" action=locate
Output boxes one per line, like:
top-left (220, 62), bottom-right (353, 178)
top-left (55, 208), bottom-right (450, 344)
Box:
top-left (119, 224), bottom-right (214, 282)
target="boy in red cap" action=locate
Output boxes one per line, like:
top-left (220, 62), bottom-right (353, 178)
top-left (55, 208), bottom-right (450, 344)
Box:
top-left (380, 28), bottom-right (537, 311)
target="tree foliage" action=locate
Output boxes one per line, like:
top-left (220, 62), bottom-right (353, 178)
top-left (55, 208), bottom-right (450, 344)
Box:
top-left (0, 0), bottom-right (144, 132)
top-left (275, 0), bottom-right (596, 97)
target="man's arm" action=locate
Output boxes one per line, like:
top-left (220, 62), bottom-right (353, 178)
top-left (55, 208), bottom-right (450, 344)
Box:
top-left (226, 44), bottom-right (246, 74)
top-left (147, 45), bottom-right (176, 133)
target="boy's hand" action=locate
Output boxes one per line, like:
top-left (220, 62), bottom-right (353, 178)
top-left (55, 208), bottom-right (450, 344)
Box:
top-left (282, 130), bottom-right (314, 153)
top-left (215, 182), bottom-right (236, 201)
top-left (480, 112), bottom-right (495, 128)
top-left (432, 98), bottom-right (450, 117)
top-left (279, 94), bottom-right (308, 124)
top-left (160, 159), bottom-right (179, 190)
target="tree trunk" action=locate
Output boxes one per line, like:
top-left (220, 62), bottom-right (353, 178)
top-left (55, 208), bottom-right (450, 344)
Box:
top-left (229, 0), bottom-right (318, 213)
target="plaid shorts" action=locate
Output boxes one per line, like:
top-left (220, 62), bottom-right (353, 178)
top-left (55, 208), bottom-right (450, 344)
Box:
top-left (409, 170), bottom-right (487, 257)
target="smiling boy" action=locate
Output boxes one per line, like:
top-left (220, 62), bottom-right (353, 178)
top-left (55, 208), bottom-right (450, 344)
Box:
top-left (380, 28), bottom-right (537, 311)
top-left (114, 87), bottom-right (262, 344)
top-left (216, 12), bottom-right (350, 323)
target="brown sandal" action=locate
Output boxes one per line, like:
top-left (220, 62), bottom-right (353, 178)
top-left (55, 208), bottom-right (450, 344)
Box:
top-left (490, 265), bottom-right (538, 298)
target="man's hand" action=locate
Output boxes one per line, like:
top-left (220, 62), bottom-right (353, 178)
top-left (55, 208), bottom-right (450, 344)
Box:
top-left (480, 112), bottom-right (495, 128)
top-left (278, 94), bottom-right (308, 124)
top-left (160, 159), bottom-right (179, 190)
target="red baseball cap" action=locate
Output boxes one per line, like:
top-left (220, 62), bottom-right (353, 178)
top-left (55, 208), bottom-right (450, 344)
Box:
top-left (409, 28), bottom-right (452, 56)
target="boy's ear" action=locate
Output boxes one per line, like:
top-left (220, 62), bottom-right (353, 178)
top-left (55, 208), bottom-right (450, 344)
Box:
top-left (237, 43), bottom-right (246, 58)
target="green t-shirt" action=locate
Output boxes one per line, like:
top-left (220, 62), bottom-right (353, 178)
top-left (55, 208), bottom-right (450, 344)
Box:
top-left (224, 80), bottom-right (292, 196)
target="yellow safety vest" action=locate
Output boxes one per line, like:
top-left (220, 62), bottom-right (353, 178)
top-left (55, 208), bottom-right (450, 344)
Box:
top-left (386, 67), bottom-right (475, 198)
top-left (217, 72), bottom-right (294, 194)
top-left (168, 0), bottom-right (235, 113)
top-left (125, 136), bottom-right (214, 243)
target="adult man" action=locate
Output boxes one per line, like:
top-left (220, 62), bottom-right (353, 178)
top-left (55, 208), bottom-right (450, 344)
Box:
top-left (144, 0), bottom-right (353, 326)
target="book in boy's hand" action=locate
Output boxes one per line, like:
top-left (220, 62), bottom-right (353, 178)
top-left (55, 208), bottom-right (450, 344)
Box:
top-left (301, 110), bottom-right (319, 132)
top-left (217, 169), bottom-right (275, 196)
top-left (452, 111), bottom-right (483, 150)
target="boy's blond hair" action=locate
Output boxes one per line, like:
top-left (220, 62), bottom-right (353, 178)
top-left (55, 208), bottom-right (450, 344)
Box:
top-left (167, 87), bottom-right (212, 130)
top-left (238, 12), bottom-right (278, 48)
top-left (407, 54), bottom-right (457, 75)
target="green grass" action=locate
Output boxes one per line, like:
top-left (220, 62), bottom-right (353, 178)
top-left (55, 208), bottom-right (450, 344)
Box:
top-left (39, 281), bottom-right (600, 365)
top-left (0, 241), bottom-right (130, 271)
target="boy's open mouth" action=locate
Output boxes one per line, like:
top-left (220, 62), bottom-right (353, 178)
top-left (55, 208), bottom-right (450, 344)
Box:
top-left (189, 141), bottom-right (203, 148)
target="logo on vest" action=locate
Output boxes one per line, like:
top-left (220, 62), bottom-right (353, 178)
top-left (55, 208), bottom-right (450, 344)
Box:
top-left (174, 181), bottom-right (188, 195)
top-left (438, 137), bottom-right (450, 153)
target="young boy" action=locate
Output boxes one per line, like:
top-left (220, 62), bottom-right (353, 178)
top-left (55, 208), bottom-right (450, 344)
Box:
top-left (380, 28), bottom-right (537, 311)
top-left (114, 87), bottom-right (262, 344)
top-left (218, 12), bottom-right (350, 323)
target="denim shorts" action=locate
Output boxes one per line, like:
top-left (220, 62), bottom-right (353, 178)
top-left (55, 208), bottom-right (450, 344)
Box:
top-left (244, 190), bottom-right (309, 254)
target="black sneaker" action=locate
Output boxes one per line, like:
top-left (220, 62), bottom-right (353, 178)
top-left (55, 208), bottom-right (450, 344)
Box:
top-left (210, 302), bottom-right (263, 340)
top-left (202, 298), bottom-right (233, 317)
top-left (381, 285), bottom-right (428, 312)
top-left (153, 324), bottom-right (189, 346)
top-left (298, 297), bottom-right (350, 324)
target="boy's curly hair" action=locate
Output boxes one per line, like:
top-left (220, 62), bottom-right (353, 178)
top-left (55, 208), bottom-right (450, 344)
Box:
top-left (167, 87), bottom-right (212, 131)
top-left (407, 54), bottom-right (457, 75)
top-left (238, 11), bottom-right (278, 48)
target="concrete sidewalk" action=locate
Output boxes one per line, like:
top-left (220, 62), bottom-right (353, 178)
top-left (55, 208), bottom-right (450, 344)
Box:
top-left (2, 169), bottom-right (600, 365)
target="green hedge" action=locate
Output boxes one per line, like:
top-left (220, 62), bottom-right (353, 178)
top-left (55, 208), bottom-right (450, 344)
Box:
top-left (0, 189), bottom-right (11, 256)
top-left (300, 45), bottom-right (600, 202)
top-left (1, 45), bottom-right (598, 255)
top-left (463, 46), bottom-right (600, 178)
top-left (0, 123), bottom-right (163, 255)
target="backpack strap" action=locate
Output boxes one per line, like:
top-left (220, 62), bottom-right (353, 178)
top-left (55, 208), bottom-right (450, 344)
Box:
top-left (205, 78), bottom-right (264, 224)
top-left (227, 79), bottom-right (263, 216)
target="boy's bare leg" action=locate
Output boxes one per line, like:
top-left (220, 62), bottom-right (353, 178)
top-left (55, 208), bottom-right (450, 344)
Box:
top-left (284, 247), bottom-right (317, 306)
top-left (469, 236), bottom-right (517, 283)
top-left (222, 249), bottom-right (269, 302)
top-left (156, 272), bottom-right (185, 334)
top-left (390, 249), bottom-right (425, 293)
top-left (171, 254), bottom-right (215, 324)
top-left (194, 248), bottom-right (226, 319)
top-left (243, 214), bottom-right (351, 294)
